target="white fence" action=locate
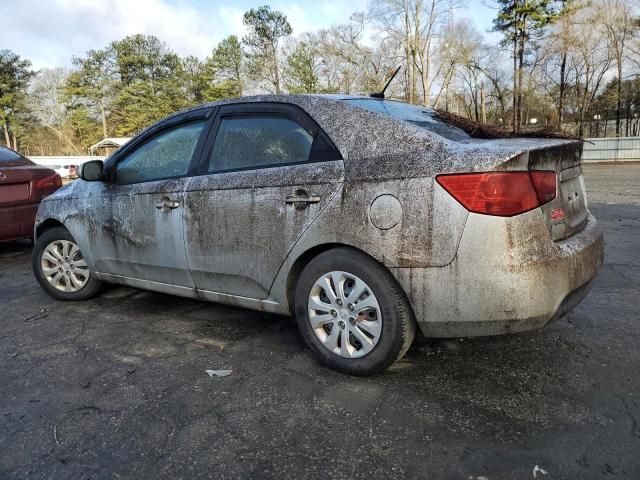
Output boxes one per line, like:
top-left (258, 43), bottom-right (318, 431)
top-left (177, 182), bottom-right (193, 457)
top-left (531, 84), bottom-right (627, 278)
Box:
top-left (582, 137), bottom-right (640, 163)
top-left (30, 156), bottom-right (106, 167)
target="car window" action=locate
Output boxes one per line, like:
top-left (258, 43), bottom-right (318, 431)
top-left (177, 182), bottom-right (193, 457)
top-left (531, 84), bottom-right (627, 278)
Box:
top-left (208, 115), bottom-right (313, 173)
top-left (344, 98), bottom-right (470, 142)
top-left (114, 121), bottom-right (206, 185)
top-left (0, 146), bottom-right (32, 166)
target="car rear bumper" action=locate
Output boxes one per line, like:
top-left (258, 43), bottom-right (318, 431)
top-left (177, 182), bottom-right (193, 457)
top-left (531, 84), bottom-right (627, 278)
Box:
top-left (0, 202), bottom-right (38, 242)
top-left (390, 210), bottom-right (604, 338)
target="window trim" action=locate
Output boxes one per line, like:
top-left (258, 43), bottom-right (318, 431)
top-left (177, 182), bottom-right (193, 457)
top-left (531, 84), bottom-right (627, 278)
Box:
top-left (104, 108), bottom-right (215, 186)
top-left (196, 102), bottom-right (342, 176)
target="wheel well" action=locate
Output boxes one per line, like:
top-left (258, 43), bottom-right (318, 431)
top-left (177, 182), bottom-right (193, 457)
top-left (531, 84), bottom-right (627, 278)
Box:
top-left (285, 243), bottom-right (383, 314)
top-left (35, 219), bottom-right (64, 240)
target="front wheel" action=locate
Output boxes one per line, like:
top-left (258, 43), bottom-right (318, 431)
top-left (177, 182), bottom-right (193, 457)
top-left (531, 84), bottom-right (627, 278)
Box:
top-left (32, 226), bottom-right (102, 301)
top-left (294, 248), bottom-right (416, 376)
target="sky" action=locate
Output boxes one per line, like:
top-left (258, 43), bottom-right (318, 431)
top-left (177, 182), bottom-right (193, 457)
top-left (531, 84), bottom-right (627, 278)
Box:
top-left (0, 0), bottom-right (498, 70)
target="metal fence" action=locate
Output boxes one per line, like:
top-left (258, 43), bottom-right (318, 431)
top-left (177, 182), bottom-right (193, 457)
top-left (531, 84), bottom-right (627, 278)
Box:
top-left (582, 137), bottom-right (640, 163)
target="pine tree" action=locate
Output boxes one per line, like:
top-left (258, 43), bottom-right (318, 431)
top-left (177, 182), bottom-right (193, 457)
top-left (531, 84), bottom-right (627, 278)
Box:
top-left (493, 0), bottom-right (557, 131)
top-left (285, 41), bottom-right (320, 93)
top-left (209, 35), bottom-right (243, 95)
top-left (0, 50), bottom-right (34, 149)
top-left (242, 5), bottom-right (292, 94)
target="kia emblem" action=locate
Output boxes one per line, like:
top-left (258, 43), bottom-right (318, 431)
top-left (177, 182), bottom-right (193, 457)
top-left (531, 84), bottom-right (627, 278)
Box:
top-left (0, 172), bottom-right (6, 181)
top-left (550, 207), bottom-right (565, 221)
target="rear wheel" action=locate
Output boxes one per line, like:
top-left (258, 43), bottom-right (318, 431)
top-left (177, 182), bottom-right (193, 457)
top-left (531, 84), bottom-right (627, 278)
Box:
top-left (295, 247), bottom-right (416, 376)
top-left (32, 226), bottom-right (102, 300)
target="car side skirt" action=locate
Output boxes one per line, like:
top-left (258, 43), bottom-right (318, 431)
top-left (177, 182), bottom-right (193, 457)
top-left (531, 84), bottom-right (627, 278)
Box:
top-left (94, 272), bottom-right (289, 315)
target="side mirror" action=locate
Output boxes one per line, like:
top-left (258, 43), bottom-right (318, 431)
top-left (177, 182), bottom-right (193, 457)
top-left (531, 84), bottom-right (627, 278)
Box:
top-left (79, 160), bottom-right (104, 182)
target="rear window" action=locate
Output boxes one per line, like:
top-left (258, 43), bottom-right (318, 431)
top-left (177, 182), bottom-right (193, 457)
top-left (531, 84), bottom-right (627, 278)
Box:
top-left (0, 146), bottom-right (32, 166)
top-left (343, 98), bottom-right (470, 142)
top-left (208, 115), bottom-right (313, 173)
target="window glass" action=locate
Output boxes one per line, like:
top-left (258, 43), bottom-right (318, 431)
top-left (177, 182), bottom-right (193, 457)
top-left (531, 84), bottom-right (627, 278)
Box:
top-left (114, 121), bottom-right (205, 185)
top-left (208, 115), bottom-right (313, 173)
top-left (344, 98), bottom-right (470, 142)
top-left (0, 146), bottom-right (32, 166)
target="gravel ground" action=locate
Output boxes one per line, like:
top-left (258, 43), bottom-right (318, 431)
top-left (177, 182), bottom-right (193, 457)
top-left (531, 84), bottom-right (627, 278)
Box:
top-left (0, 164), bottom-right (639, 479)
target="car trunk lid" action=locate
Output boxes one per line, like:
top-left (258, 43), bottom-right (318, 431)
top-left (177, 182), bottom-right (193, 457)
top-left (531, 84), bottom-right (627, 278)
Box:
top-left (0, 167), bottom-right (36, 205)
top-left (0, 165), bottom-right (59, 206)
top-left (526, 141), bottom-right (588, 240)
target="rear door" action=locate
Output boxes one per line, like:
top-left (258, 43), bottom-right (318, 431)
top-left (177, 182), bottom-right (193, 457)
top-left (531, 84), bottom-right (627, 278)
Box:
top-left (183, 103), bottom-right (344, 299)
top-left (87, 115), bottom-right (209, 288)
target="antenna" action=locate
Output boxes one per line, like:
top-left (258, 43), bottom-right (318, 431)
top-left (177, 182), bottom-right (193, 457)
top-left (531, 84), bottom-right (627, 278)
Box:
top-left (370, 66), bottom-right (402, 99)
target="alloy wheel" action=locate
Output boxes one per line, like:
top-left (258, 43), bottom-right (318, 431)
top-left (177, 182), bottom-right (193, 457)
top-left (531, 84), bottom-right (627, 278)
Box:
top-left (41, 240), bottom-right (90, 292)
top-left (308, 271), bottom-right (382, 358)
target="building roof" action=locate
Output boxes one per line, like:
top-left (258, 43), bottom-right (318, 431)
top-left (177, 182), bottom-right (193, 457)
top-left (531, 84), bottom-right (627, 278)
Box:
top-left (89, 137), bottom-right (131, 152)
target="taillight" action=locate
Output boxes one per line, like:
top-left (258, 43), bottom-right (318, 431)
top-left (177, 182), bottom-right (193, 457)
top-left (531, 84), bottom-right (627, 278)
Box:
top-left (530, 171), bottom-right (557, 203)
top-left (34, 173), bottom-right (62, 192)
top-left (436, 171), bottom-right (557, 217)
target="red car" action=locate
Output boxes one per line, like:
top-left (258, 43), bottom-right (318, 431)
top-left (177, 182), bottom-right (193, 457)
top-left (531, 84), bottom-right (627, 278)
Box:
top-left (0, 146), bottom-right (62, 243)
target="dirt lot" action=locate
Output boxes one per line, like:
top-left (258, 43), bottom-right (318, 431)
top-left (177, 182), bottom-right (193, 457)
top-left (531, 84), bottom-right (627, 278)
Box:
top-left (1, 164), bottom-right (639, 479)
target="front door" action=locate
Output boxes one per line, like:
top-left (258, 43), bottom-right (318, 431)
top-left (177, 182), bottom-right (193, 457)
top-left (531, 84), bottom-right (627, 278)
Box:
top-left (87, 119), bottom-right (208, 288)
top-left (183, 103), bottom-right (344, 299)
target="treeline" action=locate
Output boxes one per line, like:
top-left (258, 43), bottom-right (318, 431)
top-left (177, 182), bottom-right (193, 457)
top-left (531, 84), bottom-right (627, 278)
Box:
top-left (1, 1), bottom-right (639, 155)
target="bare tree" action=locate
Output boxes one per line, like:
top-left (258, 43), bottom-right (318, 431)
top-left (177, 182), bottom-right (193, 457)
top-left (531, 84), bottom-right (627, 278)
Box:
top-left (569, 6), bottom-right (613, 135)
top-left (599, 0), bottom-right (635, 135)
top-left (370, 0), bottom-right (460, 105)
top-left (28, 68), bottom-right (81, 154)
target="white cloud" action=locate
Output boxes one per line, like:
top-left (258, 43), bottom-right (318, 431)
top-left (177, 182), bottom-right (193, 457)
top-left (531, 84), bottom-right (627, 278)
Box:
top-left (1, 0), bottom-right (484, 70)
top-left (218, 6), bottom-right (248, 40)
top-left (0, 0), bottom-right (236, 68)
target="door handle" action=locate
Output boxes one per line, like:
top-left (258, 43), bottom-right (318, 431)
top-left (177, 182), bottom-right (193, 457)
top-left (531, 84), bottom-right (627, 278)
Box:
top-left (285, 191), bottom-right (321, 206)
top-left (155, 197), bottom-right (180, 211)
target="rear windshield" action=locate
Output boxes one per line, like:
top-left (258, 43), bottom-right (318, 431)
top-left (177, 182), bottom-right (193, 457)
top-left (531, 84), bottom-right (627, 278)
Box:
top-left (343, 98), bottom-right (470, 142)
top-left (0, 146), bottom-right (32, 166)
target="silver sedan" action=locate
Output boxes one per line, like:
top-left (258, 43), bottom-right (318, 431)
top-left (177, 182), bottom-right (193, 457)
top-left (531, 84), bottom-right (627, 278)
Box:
top-left (32, 95), bottom-right (604, 375)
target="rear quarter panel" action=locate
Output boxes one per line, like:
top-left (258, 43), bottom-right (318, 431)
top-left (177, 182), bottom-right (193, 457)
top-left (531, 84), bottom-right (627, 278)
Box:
top-left (268, 175), bottom-right (469, 308)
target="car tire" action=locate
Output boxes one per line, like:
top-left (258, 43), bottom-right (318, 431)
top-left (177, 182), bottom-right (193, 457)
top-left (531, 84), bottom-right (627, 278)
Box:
top-left (32, 226), bottom-right (102, 301)
top-left (294, 247), bottom-right (416, 376)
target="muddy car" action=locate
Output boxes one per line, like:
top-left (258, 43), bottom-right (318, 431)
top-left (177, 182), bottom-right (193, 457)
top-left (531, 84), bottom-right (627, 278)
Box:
top-left (32, 95), bottom-right (604, 375)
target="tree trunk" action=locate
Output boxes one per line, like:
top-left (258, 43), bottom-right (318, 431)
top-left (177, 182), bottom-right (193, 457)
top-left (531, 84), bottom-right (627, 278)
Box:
top-left (411, 47), bottom-right (417, 103)
top-left (405, 10), bottom-right (414, 103)
top-left (473, 83), bottom-right (479, 122)
top-left (558, 51), bottom-right (567, 129)
top-left (480, 82), bottom-right (486, 124)
top-left (433, 64), bottom-right (454, 109)
top-left (626, 83), bottom-right (631, 136)
top-left (512, 36), bottom-right (518, 131)
top-left (422, 39), bottom-right (432, 107)
top-left (12, 132), bottom-right (18, 151)
top-left (615, 62), bottom-right (622, 136)
top-left (557, 0), bottom-right (568, 129)
top-left (272, 42), bottom-right (281, 94)
top-left (100, 102), bottom-right (108, 139)
top-left (406, 46), bottom-right (413, 103)
top-left (516, 18), bottom-right (527, 132)
top-left (2, 123), bottom-right (10, 148)
top-left (236, 64), bottom-right (243, 95)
